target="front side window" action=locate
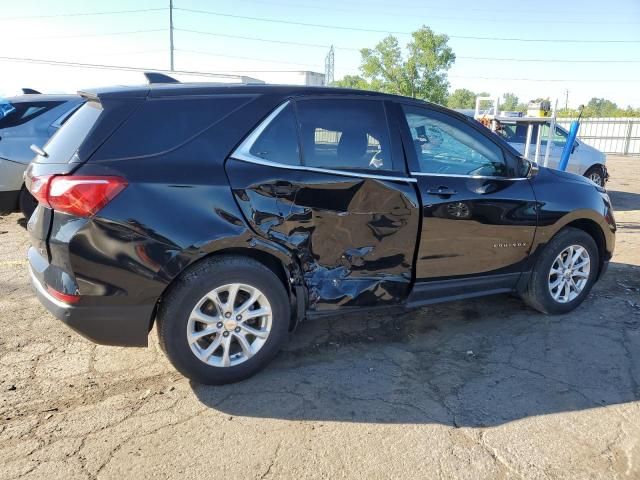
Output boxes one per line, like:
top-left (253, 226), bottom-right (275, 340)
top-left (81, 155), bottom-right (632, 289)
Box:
top-left (402, 105), bottom-right (506, 177)
top-left (295, 98), bottom-right (393, 171)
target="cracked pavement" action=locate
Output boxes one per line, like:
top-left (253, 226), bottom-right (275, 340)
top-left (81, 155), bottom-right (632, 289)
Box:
top-left (1, 156), bottom-right (639, 479)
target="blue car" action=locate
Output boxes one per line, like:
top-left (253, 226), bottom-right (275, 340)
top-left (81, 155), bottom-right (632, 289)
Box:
top-left (0, 91), bottom-right (83, 217)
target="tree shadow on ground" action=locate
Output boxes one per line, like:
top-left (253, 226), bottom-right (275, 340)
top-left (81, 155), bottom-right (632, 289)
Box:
top-left (192, 263), bottom-right (640, 427)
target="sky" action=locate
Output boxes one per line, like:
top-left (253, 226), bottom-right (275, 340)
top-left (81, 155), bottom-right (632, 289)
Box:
top-left (1, 0), bottom-right (639, 108)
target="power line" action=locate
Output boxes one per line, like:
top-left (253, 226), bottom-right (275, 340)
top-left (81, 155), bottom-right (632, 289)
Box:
top-left (459, 56), bottom-right (640, 63)
top-left (203, 0), bottom-right (640, 25)
top-left (173, 7), bottom-right (640, 43)
top-left (3, 7), bottom-right (167, 20)
top-left (450, 75), bottom-right (638, 83)
top-left (177, 28), bottom-right (640, 62)
top-left (176, 28), bottom-right (359, 51)
top-left (176, 49), bottom-right (322, 68)
top-left (15, 29), bottom-right (166, 40)
top-left (0, 55), bottom-right (314, 76)
top-left (1, 55), bottom-right (636, 83)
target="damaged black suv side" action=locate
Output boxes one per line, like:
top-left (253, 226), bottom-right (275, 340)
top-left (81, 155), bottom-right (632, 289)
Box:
top-left (26, 84), bottom-right (615, 384)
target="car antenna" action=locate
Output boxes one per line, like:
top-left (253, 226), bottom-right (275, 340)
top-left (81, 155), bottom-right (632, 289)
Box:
top-left (22, 88), bottom-right (41, 94)
top-left (143, 72), bottom-right (180, 84)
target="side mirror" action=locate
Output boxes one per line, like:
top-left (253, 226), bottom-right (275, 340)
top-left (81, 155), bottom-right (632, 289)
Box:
top-left (519, 157), bottom-right (538, 178)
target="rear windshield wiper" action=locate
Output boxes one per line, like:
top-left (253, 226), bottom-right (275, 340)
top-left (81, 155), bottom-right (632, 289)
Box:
top-left (30, 144), bottom-right (48, 158)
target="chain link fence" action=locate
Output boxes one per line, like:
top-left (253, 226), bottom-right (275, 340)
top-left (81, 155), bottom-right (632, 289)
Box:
top-left (556, 118), bottom-right (640, 156)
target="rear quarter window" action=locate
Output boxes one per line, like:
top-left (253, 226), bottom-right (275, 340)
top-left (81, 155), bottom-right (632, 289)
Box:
top-left (94, 95), bottom-right (255, 160)
top-left (38, 101), bottom-right (102, 163)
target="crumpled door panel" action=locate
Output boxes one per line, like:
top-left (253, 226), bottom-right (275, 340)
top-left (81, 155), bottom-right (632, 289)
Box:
top-left (225, 159), bottom-right (420, 311)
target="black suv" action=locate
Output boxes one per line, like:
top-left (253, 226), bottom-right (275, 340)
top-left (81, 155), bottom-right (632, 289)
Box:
top-left (26, 84), bottom-right (615, 384)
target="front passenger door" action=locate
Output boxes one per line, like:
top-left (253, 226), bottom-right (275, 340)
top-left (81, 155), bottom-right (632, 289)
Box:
top-left (397, 103), bottom-right (537, 287)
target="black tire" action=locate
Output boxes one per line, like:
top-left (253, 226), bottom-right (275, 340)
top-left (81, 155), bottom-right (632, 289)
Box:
top-left (584, 165), bottom-right (605, 187)
top-left (522, 227), bottom-right (599, 315)
top-left (157, 255), bottom-right (290, 385)
top-left (19, 187), bottom-right (38, 220)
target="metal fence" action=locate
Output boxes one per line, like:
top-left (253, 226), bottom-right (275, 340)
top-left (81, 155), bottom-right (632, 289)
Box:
top-left (555, 117), bottom-right (640, 156)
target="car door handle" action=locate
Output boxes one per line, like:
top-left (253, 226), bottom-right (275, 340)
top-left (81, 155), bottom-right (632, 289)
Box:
top-left (270, 182), bottom-right (296, 196)
top-left (426, 186), bottom-right (457, 196)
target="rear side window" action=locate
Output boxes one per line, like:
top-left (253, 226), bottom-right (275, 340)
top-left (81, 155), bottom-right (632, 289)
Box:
top-left (296, 99), bottom-right (393, 171)
top-left (39, 102), bottom-right (102, 163)
top-left (95, 95), bottom-right (254, 159)
top-left (0, 101), bottom-right (63, 129)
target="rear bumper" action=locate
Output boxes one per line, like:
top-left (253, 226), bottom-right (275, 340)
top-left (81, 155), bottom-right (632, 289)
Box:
top-left (29, 265), bottom-right (154, 347)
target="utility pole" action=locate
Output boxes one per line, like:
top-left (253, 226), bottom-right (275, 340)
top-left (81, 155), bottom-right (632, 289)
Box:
top-left (564, 89), bottom-right (569, 110)
top-left (169, 0), bottom-right (174, 71)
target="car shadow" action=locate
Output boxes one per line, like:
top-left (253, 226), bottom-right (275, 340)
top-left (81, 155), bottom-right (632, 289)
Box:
top-left (609, 190), bottom-right (640, 212)
top-left (192, 262), bottom-right (640, 427)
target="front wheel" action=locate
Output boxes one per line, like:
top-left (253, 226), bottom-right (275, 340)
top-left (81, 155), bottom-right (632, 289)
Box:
top-left (522, 227), bottom-right (599, 314)
top-left (584, 165), bottom-right (605, 187)
top-left (157, 255), bottom-right (290, 384)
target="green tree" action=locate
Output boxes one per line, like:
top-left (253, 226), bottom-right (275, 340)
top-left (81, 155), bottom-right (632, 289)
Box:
top-left (584, 97), bottom-right (619, 117)
top-left (332, 75), bottom-right (370, 89)
top-left (446, 88), bottom-right (490, 109)
top-left (446, 88), bottom-right (476, 109)
top-left (501, 92), bottom-right (520, 111)
top-left (336, 26), bottom-right (455, 104)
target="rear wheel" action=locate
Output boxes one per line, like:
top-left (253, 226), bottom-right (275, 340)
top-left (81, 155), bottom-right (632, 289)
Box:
top-left (157, 255), bottom-right (290, 384)
top-left (522, 227), bottom-right (599, 314)
top-left (19, 187), bottom-right (38, 219)
top-left (584, 165), bottom-right (605, 187)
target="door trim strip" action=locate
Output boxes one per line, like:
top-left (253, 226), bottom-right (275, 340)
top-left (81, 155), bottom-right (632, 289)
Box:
top-left (231, 155), bottom-right (418, 183)
top-left (410, 171), bottom-right (528, 181)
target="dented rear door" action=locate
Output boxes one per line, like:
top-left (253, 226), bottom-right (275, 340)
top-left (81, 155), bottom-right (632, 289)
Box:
top-left (225, 96), bottom-right (420, 312)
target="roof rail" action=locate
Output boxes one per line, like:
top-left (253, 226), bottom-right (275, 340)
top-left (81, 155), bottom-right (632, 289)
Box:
top-left (144, 72), bottom-right (179, 84)
top-left (22, 88), bottom-right (41, 94)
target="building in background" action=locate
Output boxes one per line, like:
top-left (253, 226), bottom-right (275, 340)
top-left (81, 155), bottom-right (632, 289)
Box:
top-left (256, 71), bottom-right (325, 86)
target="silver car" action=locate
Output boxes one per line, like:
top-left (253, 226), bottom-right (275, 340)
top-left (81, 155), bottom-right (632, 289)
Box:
top-left (0, 92), bottom-right (83, 217)
top-left (499, 120), bottom-right (608, 187)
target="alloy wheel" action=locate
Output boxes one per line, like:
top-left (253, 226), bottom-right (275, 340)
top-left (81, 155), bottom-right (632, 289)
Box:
top-left (548, 245), bottom-right (591, 303)
top-left (186, 283), bottom-right (272, 367)
top-left (588, 172), bottom-right (603, 187)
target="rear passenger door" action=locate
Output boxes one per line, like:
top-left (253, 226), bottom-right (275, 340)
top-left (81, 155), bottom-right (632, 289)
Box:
top-left (225, 96), bottom-right (420, 312)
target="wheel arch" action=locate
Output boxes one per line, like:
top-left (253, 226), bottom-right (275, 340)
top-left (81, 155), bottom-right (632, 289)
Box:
top-left (562, 218), bottom-right (607, 278)
top-left (148, 243), bottom-right (305, 335)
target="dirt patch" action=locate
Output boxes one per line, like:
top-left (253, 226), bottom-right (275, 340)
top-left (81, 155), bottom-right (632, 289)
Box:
top-left (1, 156), bottom-right (639, 479)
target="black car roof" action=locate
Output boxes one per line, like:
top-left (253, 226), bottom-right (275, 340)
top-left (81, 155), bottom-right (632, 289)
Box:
top-left (79, 82), bottom-right (424, 103)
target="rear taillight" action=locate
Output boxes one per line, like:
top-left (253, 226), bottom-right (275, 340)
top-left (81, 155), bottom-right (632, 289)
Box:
top-left (29, 175), bottom-right (127, 217)
top-left (29, 174), bottom-right (52, 206)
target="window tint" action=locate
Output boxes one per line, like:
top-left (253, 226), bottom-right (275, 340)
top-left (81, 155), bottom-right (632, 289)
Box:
top-left (0, 101), bottom-right (63, 129)
top-left (97, 96), bottom-right (254, 159)
top-left (249, 103), bottom-right (300, 165)
top-left (295, 99), bottom-right (393, 171)
top-left (501, 123), bottom-right (531, 144)
top-left (39, 101), bottom-right (102, 163)
top-left (402, 105), bottom-right (506, 177)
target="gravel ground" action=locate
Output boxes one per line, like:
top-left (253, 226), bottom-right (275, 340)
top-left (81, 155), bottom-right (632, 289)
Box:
top-left (1, 155), bottom-right (639, 479)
